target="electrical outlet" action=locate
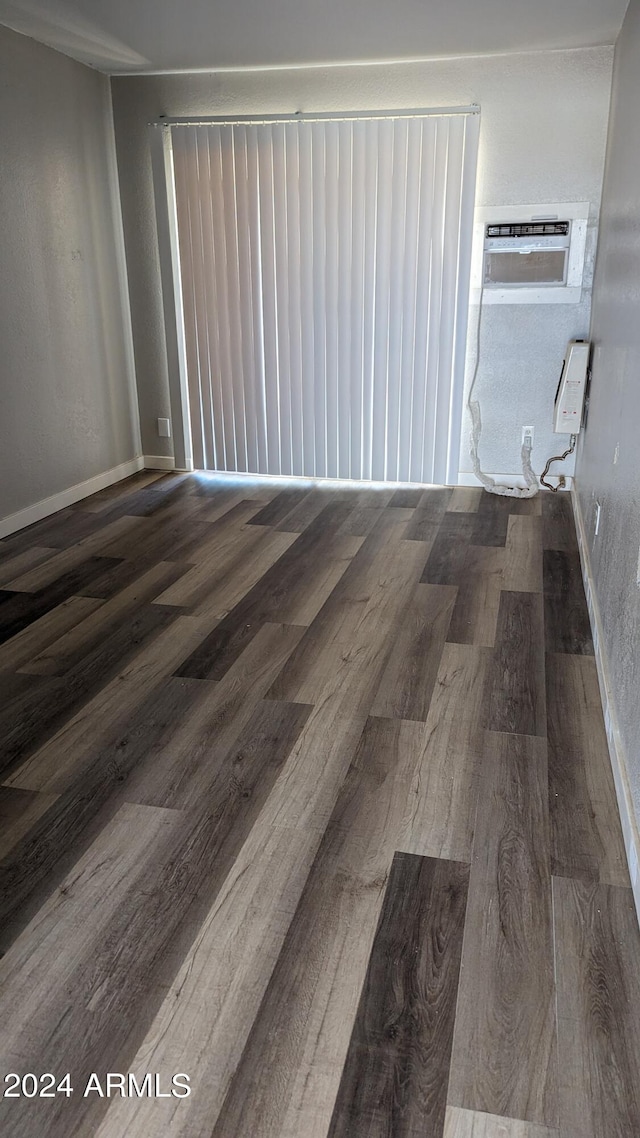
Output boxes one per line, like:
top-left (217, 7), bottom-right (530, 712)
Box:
top-left (157, 417), bottom-right (171, 438)
top-left (522, 425), bottom-right (534, 448)
top-left (594, 501), bottom-right (602, 536)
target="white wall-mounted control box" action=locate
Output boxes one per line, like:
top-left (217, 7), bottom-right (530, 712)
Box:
top-left (471, 202), bottom-right (590, 304)
top-left (553, 339), bottom-right (589, 433)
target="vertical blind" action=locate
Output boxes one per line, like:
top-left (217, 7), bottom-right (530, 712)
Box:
top-left (171, 111), bottom-right (479, 484)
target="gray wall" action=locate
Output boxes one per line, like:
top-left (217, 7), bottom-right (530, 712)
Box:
top-left (111, 47), bottom-right (613, 473)
top-left (0, 23), bottom-right (140, 524)
top-left (576, 0), bottom-right (640, 828)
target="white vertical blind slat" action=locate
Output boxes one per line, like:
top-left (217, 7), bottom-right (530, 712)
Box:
top-left (421, 118), bottom-right (449, 482)
top-left (386, 117), bottom-right (409, 482)
top-left (371, 119), bottom-right (393, 482)
top-left (272, 125), bottom-right (292, 475)
top-left (171, 111), bottom-right (478, 486)
top-left (298, 124), bottom-right (316, 477)
top-left (186, 130), bottom-right (215, 468)
top-left (245, 125), bottom-right (269, 472)
top-left (349, 120), bottom-right (367, 481)
top-left (324, 121), bottom-right (340, 479)
top-left (220, 125), bottom-right (248, 471)
top-left (256, 127), bottom-right (281, 474)
top-left (198, 128), bottom-right (225, 470)
top-left (311, 122), bottom-right (328, 478)
top-left (208, 127), bottom-right (238, 470)
top-left (285, 123), bottom-right (304, 476)
top-left (397, 118), bottom-right (422, 483)
top-left (361, 121), bottom-right (379, 481)
top-left (172, 130), bottom-right (206, 471)
top-left (337, 121), bottom-right (353, 479)
top-left (233, 125), bottom-right (259, 475)
top-left (434, 114), bottom-right (465, 479)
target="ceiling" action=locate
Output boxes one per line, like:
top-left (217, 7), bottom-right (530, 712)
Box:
top-left (0, 0), bottom-right (630, 74)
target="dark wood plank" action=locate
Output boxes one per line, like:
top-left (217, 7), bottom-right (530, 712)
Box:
top-left (420, 487), bottom-right (454, 511)
top-left (0, 556), bottom-right (120, 644)
top-left (0, 504), bottom-right (103, 553)
top-left (546, 652), bottom-right (628, 885)
top-left (3, 613), bottom-right (223, 794)
top-left (544, 594), bottom-right (593, 654)
top-left (0, 675), bottom-right (204, 946)
top-left (405, 487), bottom-right (452, 542)
top-left (274, 486), bottom-right (349, 532)
top-left (335, 488), bottom-right (395, 537)
top-left (370, 582), bottom-right (456, 720)
top-left (541, 490), bottom-right (578, 551)
top-left (446, 487), bottom-right (481, 513)
top-left (448, 730), bottom-right (557, 1127)
top-left (0, 546), bottom-right (57, 587)
top-left (421, 513), bottom-right (476, 584)
top-left (2, 516), bottom-right (142, 591)
top-left (0, 596), bottom-right (103, 676)
top-left (75, 555), bottom-right (161, 599)
top-left (126, 623), bottom-right (307, 812)
top-left (22, 561), bottom-right (188, 676)
top-left (328, 851), bottom-right (469, 1138)
top-left (553, 876), bottom-right (640, 1137)
top-left (471, 508), bottom-right (509, 547)
top-left (478, 491), bottom-right (541, 516)
top-left (247, 486), bottom-right (314, 527)
top-left (0, 785), bottom-right (58, 860)
top-left (0, 603), bottom-right (177, 778)
top-left (4, 660), bottom-right (47, 693)
top-left (175, 501), bottom-right (356, 679)
top-left (488, 590), bottom-right (546, 737)
top-left (155, 527), bottom-right (299, 617)
top-left (543, 549), bottom-right (593, 653)
top-left (266, 519), bottom-right (425, 705)
top-left (0, 695), bottom-right (309, 1025)
top-left (542, 547), bottom-right (582, 597)
top-left (446, 545), bottom-right (504, 647)
top-left (76, 469), bottom-right (166, 511)
top-left (0, 802), bottom-right (188, 1138)
top-left (388, 487), bottom-right (424, 508)
top-left (94, 499), bottom-right (231, 567)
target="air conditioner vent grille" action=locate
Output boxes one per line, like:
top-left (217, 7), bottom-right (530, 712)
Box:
top-left (485, 221), bottom-right (570, 238)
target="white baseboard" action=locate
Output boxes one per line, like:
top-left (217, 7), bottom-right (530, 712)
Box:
top-left (0, 457), bottom-right (145, 540)
top-left (572, 484), bottom-right (640, 915)
top-left (143, 454), bottom-right (177, 471)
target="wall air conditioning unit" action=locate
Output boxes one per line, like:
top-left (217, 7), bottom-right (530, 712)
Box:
top-left (470, 202), bottom-right (589, 304)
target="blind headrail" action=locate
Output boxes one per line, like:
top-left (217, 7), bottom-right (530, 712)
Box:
top-left (151, 105), bottom-right (480, 128)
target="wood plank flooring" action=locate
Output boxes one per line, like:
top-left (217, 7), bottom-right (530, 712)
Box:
top-left (0, 471), bottom-right (639, 1138)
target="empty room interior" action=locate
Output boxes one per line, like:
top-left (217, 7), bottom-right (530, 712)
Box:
top-left (2, 0), bottom-right (640, 1134)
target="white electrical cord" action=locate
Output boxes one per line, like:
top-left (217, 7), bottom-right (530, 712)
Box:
top-left (467, 280), bottom-right (539, 498)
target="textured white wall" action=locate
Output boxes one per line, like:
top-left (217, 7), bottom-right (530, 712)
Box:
top-left (111, 47), bottom-right (613, 473)
top-left (0, 23), bottom-right (140, 523)
top-left (576, 0), bottom-right (640, 827)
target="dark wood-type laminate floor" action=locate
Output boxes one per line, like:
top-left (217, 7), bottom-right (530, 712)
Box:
top-left (0, 472), bottom-right (639, 1138)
